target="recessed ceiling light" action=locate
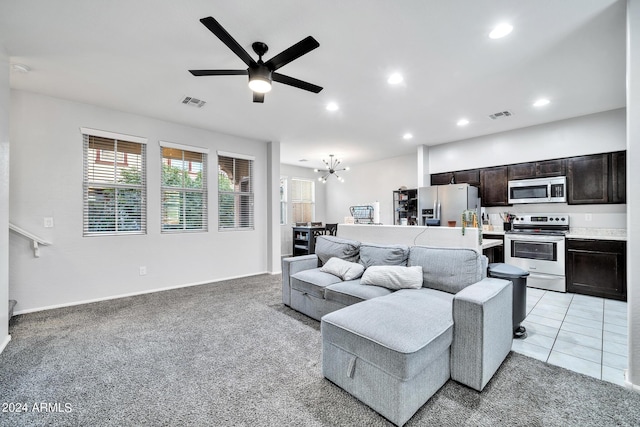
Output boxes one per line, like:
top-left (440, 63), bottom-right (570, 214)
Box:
top-left (489, 23), bottom-right (513, 39)
top-left (388, 73), bottom-right (403, 85)
top-left (326, 102), bottom-right (339, 111)
top-left (12, 64), bottom-right (31, 73)
top-left (457, 119), bottom-right (470, 126)
top-left (403, 133), bottom-right (413, 140)
top-left (533, 98), bottom-right (550, 107)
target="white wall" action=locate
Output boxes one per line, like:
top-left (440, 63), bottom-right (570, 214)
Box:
top-left (0, 47), bottom-right (10, 352)
top-left (429, 108), bottom-right (626, 173)
top-left (325, 153), bottom-right (417, 226)
top-left (626, 0), bottom-right (640, 391)
top-left (9, 90), bottom-right (270, 313)
top-left (280, 163), bottom-right (327, 256)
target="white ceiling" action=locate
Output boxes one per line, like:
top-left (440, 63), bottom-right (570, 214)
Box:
top-left (0, 0), bottom-right (626, 170)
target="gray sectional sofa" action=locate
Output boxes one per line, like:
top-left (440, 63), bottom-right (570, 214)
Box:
top-left (282, 236), bottom-right (514, 426)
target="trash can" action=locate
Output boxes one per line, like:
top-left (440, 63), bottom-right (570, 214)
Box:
top-left (488, 263), bottom-right (529, 339)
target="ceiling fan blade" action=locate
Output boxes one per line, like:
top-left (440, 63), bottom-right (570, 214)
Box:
top-left (253, 92), bottom-right (265, 103)
top-left (265, 36), bottom-right (320, 71)
top-left (273, 73), bottom-right (323, 93)
top-left (189, 69), bottom-right (248, 76)
top-left (200, 16), bottom-right (255, 67)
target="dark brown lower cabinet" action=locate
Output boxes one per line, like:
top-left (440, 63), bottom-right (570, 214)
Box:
top-left (566, 239), bottom-right (626, 301)
top-left (482, 234), bottom-right (504, 264)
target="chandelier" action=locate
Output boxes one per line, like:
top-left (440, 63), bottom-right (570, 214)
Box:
top-left (314, 154), bottom-right (349, 183)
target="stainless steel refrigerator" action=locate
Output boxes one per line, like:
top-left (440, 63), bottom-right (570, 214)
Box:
top-left (418, 184), bottom-right (480, 226)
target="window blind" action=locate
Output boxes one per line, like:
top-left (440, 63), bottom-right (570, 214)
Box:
top-left (161, 146), bottom-right (208, 232)
top-left (291, 178), bottom-right (315, 224)
top-left (218, 154), bottom-right (254, 230)
top-left (83, 133), bottom-right (147, 236)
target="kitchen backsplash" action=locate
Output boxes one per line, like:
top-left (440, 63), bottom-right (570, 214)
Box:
top-left (483, 204), bottom-right (626, 230)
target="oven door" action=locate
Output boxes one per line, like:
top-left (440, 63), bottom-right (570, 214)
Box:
top-left (504, 234), bottom-right (565, 276)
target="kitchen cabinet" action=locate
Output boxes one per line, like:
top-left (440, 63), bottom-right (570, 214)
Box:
top-left (508, 159), bottom-right (565, 180)
top-left (611, 151), bottom-right (626, 203)
top-left (567, 152), bottom-right (625, 204)
top-left (393, 189), bottom-right (418, 225)
top-left (432, 150), bottom-right (625, 206)
top-left (431, 172), bottom-right (453, 186)
top-left (566, 239), bottom-right (626, 301)
top-left (480, 166), bottom-right (509, 206)
top-left (454, 169), bottom-right (480, 185)
top-left (567, 154), bottom-right (608, 204)
top-left (482, 233), bottom-right (504, 263)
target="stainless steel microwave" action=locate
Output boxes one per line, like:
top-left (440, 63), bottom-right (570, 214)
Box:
top-left (508, 176), bottom-right (567, 204)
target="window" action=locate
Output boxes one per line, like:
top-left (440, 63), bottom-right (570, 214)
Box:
top-left (280, 177), bottom-right (287, 225)
top-left (291, 178), bottom-right (315, 224)
top-left (82, 128), bottom-right (147, 236)
top-left (161, 142), bottom-right (208, 232)
top-left (218, 152), bottom-right (254, 230)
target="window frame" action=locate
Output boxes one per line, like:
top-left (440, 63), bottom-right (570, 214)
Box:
top-left (160, 141), bottom-right (209, 233)
top-left (217, 151), bottom-right (255, 231)
top-left (290, 178), bottom-right (315, 225)
top-left (81, 127), bottom-right (147, 236)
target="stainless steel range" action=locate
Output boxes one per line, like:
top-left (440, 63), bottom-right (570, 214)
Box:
top-left (504, 214), bottom-right (569, 292)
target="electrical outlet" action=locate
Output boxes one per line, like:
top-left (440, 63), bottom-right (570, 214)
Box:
top-left (139, 266), bottom-right (147, 276)
top-left (44, 217), bottom-right (54, 228)
top-left (585, 213), bottom-right (593, 222)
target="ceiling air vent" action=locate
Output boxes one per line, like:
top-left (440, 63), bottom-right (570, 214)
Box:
top-left (488, 110), bottom-right (513, 120)
top-left (181, 96), bottom-right (206, 108)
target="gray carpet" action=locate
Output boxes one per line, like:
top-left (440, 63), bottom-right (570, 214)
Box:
top-left (1, 274), bottom-right (640, 426)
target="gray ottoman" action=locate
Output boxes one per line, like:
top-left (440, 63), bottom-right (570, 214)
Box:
top-left (321, 288), bottom-right (454, 426)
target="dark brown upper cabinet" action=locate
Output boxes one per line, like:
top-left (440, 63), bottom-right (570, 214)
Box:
top-left (453, 169), bottom-right (480, 185)
top-left (611, 151), bottom-right (626, 204)
top-left (567, 154), bottom-right (608, 204)
top-left (431, 172), bottom-right (454, 186)
top-left (508, 159), bottom-right (565, 180)
top-left (567, 152), bottom-right (625, 204)
top-left (480, 166), bottom-right (509, 206)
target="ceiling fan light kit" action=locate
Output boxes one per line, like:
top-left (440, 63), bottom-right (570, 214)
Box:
top-left (189, 16), bottom-right (322, 103)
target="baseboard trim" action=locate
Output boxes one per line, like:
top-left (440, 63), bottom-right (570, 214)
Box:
top-left (13, 271), bottom-right (271, 316)
top-left (0, 334), bottom-right (11, 355)
top-left (625, 369), bottom-right (640, 393)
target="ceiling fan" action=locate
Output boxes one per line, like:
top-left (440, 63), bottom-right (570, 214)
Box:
top-left (189, 16), bottom-right (323, 103)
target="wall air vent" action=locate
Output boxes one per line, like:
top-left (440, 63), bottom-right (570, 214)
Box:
top-left (181, 96), bottom-right (206, 108)
top-left (489, 110), bottom-right (513, 120)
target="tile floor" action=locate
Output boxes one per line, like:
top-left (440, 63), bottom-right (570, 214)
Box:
top-left (511, 287), bottom-right (628, 386)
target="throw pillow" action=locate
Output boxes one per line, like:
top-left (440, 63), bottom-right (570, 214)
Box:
top-left (315, 236), bottom-right (361, 265)
top-left (360, 265), bottom-right (423, 290)
top-left (320, 257), bottom-right (365, 281)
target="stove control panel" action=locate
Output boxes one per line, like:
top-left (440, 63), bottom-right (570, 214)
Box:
top-left (512, 214), bottom-right (569, 227)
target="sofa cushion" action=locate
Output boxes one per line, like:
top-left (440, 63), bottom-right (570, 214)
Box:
top-left (315, 236), bottom-right (361, 265)
top-left (408, 246), bottom-right (484, 294)
top-left (360, 265), bottom-right (423, 290)
top-left (324, 280), bottom-right (393, 306)
top-left (320, 257), bottom-right (365, 281)
top-left (359, 243), bottom-right (410, 268)
top-left (291, 268), bottom-right (343, 299)
top-left (321, 288), bottom-right (454, 380)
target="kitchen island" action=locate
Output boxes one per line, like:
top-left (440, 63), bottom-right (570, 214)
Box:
top-left (338, 224), bottom-right (492, 252)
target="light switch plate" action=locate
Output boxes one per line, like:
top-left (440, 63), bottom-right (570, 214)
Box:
top-left (44, 217), bottom-right (54, 228)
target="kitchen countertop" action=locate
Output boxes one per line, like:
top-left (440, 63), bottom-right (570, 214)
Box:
top-left (481, 239), bottom-right (503, 250)
top-left (566, 228), bottom-right (627, 241)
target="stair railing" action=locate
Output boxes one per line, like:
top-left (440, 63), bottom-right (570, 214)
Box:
top-left (8, 223), bottom-right (52, 257)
